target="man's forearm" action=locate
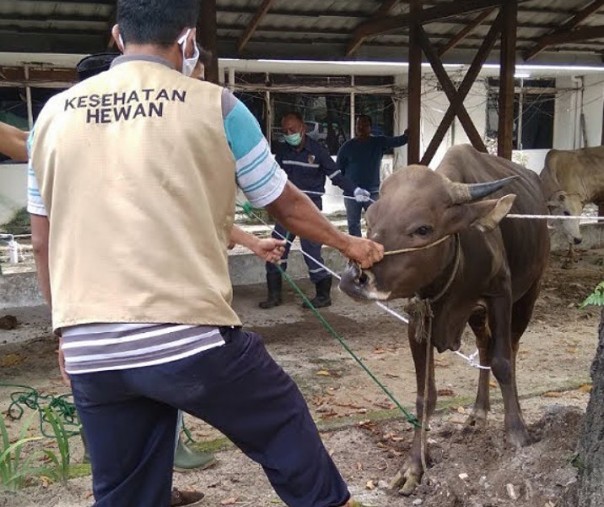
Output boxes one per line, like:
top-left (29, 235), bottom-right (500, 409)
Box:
top-left (266, 182), bottom-right (350, 253)
top-left (0, 122), bottom-right (28, 161)
top-left (33, 247), bottom-right (51, 307)
top-left (229, 225), bottom-right (259, 251)
top-left (30, 214), bottom-right (52, 308)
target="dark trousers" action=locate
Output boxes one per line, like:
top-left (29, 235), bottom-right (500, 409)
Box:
top-left (71, 328), bottom-right (350, 507)
top-left (266, 198), bottom-right (329, 284)
top-left (344, 191), bottom-right (379, 237)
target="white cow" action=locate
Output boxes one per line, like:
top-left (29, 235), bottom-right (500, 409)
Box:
top-left (540, 146), bottom-right (604, 245)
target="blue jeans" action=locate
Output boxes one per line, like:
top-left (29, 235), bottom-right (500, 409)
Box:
top-left (71, 327), bottom-right (350, 507)
top-left (344, 191), bottom-right (380, 237)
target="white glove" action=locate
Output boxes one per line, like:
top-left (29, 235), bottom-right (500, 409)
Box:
top-left (353, 187), bottom-right (371, 203)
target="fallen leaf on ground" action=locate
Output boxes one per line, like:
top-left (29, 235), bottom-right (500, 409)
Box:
top-left (220, 497), bottom-right (239, 505)
top-left (543, 391), bottom-right (563, 398)
top-left (579, 383), bottom-right (592, 393)
top-left (316, 370), bottom-right (331, 376)
top-left (437, 388), bottom-right (455, 397)
top-left (0, 353), bottom-right (23, 367)
top-left (366, 480), bottom-right (376, 490)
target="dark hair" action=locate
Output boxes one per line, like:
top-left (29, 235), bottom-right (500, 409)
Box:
top-left (282, 111), bottom-right (304, 123)
top-left (76, 53), bottom-right (119, 81)
top-left (117, 0), bottom-right (199, 47)
top-left (357, 114), bottom-right (373, 126)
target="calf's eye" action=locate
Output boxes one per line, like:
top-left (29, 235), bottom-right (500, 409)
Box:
top-left (415, 225), bottom-right (433, 236)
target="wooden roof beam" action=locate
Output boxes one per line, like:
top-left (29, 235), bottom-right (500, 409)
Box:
top-left (437, 7), bottom-right (495, 56)
top-left (524, 0), bottom-right (604, 60)
top-left (346, 0), bottom-right (401, 56)
top-left (237, 0), bottom-right (276, 54)
top-left (348, 0), bottom-right (524, 46)
top-left (534, 24), bottom-right (604, 48)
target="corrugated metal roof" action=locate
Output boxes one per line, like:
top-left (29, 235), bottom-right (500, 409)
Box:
top-left (0, 0), bottom-right (603, 65)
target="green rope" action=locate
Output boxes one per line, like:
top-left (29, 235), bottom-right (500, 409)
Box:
top-left (1, 383), bottom-right (80, 438)
top-left (236, 202), bottom-right (420, 429)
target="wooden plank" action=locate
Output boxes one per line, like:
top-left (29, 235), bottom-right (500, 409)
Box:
top-left (198, 0), bottom-right (219, 84)
top-left (498, 0), bottom-right (517, 159)
top-left (420, 10), bottom-right (503, 165)
top-left (524, 0), bottom-right (604, 60)
top-left (346, 0), bottom-right (401, 56)
top-left (408, 0), bottom-right (422, 164)
top-left (351, 0), bottom-right (512, 40)
top-left (437, 7), bottom-right (495, 56)
top-left (533, 24), bottom-right (604, 47)
top-left (237, 0), bottom-right (276, 54)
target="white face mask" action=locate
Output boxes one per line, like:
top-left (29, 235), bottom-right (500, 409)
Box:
top-left (177, 28), bottom-right (199, 77)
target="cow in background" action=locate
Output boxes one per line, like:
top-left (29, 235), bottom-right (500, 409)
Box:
top-left (540, 147), bottom-right (604, 251)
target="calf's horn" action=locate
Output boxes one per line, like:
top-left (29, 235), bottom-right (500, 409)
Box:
top-left (449, 176), bottom-right (518, 204)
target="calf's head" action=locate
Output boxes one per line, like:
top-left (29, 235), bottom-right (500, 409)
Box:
top-left (546, 191), bottom-right (583, 245)
top-left (339, 165), bottom-right (516, 301)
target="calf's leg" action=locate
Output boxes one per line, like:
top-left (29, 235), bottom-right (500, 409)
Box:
top-left (488, 293), bottom-right (531, 447)
top-left (391, 323), bottom-right (436, 496)
top-left (467, 306), bottom-right (492, 428)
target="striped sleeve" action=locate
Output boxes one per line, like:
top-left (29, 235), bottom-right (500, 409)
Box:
top-left (222, 93), bottom-right (287, 208)
top-left (26, 129), bottom-right (48, 217)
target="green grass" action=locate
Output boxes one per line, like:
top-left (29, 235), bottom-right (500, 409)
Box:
top-left (1, 207), bottom-right (30, 235)
top-left (0, 413), bottom-right (42, 491)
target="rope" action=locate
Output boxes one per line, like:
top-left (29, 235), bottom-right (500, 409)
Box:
top-left (237, 202), bottom-right (420, 428)
top-left (301, 190), bottom-right (604, 222)
top-left (1, 383), bottom-right (80, 438)
top-left (506, 213), bottom-right (604, 221)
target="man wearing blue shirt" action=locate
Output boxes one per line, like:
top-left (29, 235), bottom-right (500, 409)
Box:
top-left (337, 115), bottom-right (408, 237)
top-left (259, 111), bottom-right (371, 310)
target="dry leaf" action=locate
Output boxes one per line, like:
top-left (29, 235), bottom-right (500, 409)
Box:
top-left (366, 480), bottom-right (376, 490)
top-left (220, 497), bottom-right (239, 505)
top-left (316, 370), bottom-right (331, 377)
top-left (579, 383), bottom-right (593, 393)
top-left (543, 391), bottom-right (563, 398)
top-left (437, 388), bottom-right (455, 397)
top-left (0, 353), bottom-right (23, 367)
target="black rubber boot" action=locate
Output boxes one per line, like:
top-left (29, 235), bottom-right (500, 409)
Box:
top-left (303, 276), bottom-right (332, 309)
top-left (259, 272), bottom-right (283, 309)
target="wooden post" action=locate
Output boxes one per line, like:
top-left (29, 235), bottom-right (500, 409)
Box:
top-left (498, 1), bottom-right (517, 159)
top-left (198, 0), bottom-right (219, 84)
top-left (407, 0), bottom-right (422, 164)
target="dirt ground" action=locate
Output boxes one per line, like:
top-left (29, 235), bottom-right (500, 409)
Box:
top-left (0, 248), bottom-right (602, 507)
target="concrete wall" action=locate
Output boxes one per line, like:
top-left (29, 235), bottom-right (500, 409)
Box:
top-left (0, 162), bottom-right (27, 225)
top-left (554, 75), bottom-right (604, 150)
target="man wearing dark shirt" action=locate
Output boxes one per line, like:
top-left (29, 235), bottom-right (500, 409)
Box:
top-left (259, 111), bottom-right (370, 309)
top-left (337, 115), bottom-right (408, 237)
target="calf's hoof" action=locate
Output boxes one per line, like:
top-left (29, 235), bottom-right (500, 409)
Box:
top-left (466, 408), bottom-right (488, 429)
top-left (390, 466), bottom-right (422, 496)
top-left (507, 425), bottom-right (532, 447)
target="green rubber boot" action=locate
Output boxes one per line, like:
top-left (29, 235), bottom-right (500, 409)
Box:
top-left (173, 437), bottom-right (216, 472)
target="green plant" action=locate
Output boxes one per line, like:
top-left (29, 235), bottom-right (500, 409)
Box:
top-left (581, 282), bottom-right (604, 308)
top-left (39, 407), bottom-right (71, 483)
top-left (1, 207), bottom-right (30, 235)
top-left (0, 412), bottom-right (42, 491)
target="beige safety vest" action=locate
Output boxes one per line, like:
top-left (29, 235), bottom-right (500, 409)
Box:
top-left (30, 59), bottom-right (241, 330)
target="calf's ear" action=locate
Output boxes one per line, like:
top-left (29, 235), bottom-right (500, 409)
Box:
top-left (469, 194), bottom-right (516, 232)
top-left (443, 194), bottom-right (516, 234)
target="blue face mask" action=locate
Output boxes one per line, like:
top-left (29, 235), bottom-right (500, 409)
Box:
top-left (284, 132), bottom-right (302, 146)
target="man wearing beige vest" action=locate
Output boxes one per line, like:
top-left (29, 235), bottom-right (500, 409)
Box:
top-left (28, 1), bottom-right (382, 506)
